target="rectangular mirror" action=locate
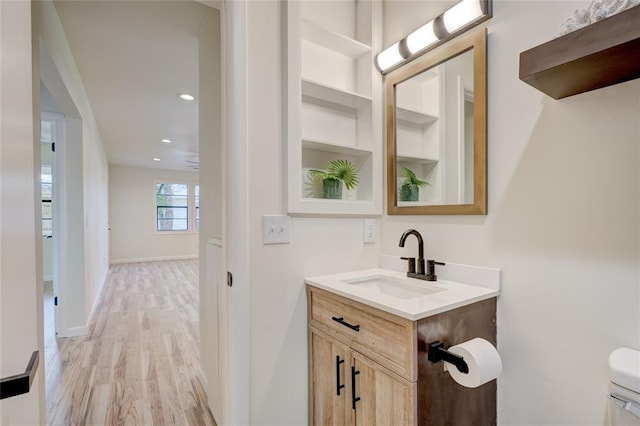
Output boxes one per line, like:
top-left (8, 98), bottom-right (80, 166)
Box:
top-left (386, 29), bottom-right (487, 215)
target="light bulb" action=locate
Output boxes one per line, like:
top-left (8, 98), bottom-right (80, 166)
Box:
top-left (406, 21), bottom-right (438, 55)
top-left (443, 0), bottom-right (483, 33)
top-left (376, 42), bottom-right (404, 72)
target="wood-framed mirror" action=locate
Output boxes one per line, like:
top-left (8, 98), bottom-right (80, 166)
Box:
top-left (386, 28), bottom-right (487, 215)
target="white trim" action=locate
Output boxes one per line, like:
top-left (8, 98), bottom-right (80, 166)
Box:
top-left (86, 267), bottom-right (110, 327)
top-left (197, 366), bottom-right (209, 389)
top-left (57, 325), bottom-right (87, 338)
top-left (110, 254), bottom-right (198, 264)
top-left (218, 2), bottom-right (231, 423)
top-left (208, 237), bottom-right (223, 247)
top-left (195, 0), bottom-right (222, 10)
top-left (225, 0), bottom-right (250, 423)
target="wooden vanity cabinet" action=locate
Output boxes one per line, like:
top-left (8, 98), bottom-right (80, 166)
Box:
top-left (307, 285), bottom-right (497, 426)
top-left (308, 286), bottom-right (418, 425)
top-left (309, 328), bottom-right (416, 426)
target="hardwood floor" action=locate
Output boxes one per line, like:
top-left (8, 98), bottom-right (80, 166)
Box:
top-left (44, 259), bottom-right (216, 426)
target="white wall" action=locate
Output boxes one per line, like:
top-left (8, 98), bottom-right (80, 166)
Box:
top-left (383, 0), bottom-right (455, 48)
top-left (38, 0), bottom-right (110, 333)
top-left (243, 2), bottom-right (381, 423)
top-left (109, 165), bottom-right (199, 263)
top-left (0, 1), bottom-right (45, 422)
top-left (383, 1), bottom-right (640, 424)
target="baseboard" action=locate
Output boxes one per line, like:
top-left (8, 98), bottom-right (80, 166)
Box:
top-left (110, 254), bottom-right (199, 264)
top-left (197, 366), bottom-right (208, 390)
top-left (86, 268), bottom-right (110, 328)
top-left (57, 325), bottom-right (87, 338)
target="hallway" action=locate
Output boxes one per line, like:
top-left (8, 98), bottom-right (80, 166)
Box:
top-left (45, 260), bottom-right (216, 425)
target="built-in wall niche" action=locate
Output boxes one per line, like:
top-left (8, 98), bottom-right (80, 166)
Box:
top-left (285, 0), bottom-right (382, 215)
top-left (301, 141), bottom-right (373, 201)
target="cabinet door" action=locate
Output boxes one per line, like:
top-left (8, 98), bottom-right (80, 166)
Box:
top-left (352, 351), bottom-right (417, 426)
top-left (310, 328), bottom-right (351, 426)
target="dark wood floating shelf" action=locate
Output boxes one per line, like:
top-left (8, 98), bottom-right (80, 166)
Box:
top-left (519, 5), bottom-right (640, 99)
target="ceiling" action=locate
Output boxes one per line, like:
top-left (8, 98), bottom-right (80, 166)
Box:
top-left (52, 0), bottom-right (215, 172)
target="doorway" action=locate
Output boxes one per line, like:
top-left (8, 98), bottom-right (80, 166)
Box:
top-left (37, 1), bottom-right (228, 423)
top-left (39, 110), bottom-right (62, 343)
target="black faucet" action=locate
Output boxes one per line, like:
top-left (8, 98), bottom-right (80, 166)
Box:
top-left (399, 229), bottom-right (425, 276)
top-left (399, 229), bottom-right (445, 281)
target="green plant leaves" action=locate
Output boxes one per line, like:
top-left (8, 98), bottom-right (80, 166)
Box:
top-left (401, 167), bottom-right (429, 189)
top-left (308, 159), bottom-right (359, 191)
top-left (327, 159), bottom-right (359, 190)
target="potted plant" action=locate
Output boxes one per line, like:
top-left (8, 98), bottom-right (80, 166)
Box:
top-left (308, 159), bottom-right (359, 199)
top-left (399, 167), bottom-right (429, 201)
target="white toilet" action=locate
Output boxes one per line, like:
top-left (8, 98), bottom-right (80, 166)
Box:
top-left (609, 347), bottom-right (640, 425)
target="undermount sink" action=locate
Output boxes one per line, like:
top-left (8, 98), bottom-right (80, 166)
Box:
top-left (343, 275), bottom-right (444, 300)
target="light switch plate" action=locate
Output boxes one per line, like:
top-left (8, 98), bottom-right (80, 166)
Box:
top-left (263, 215), bottom-right (290, 245)
top-left (363, 218), bottom-right (376, 243)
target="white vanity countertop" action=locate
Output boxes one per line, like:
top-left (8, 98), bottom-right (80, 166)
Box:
top-left (305, 267), bottom-right (500, 321)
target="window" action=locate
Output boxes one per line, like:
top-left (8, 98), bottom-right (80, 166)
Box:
top-left (195, 184), bottom-right (200, 231)
top-left (156, 183), bottom-right (189, 231)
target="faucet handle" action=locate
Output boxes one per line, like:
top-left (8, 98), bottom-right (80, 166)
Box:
top-left (426, 260), bottom-right (445, 281)
top-left (400, 257), bottom-right (416, 274)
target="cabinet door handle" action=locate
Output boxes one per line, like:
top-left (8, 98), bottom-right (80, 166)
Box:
top-left (331, 316), bottom-right (360, 332)
top-left (351, 365), bottom-right (361, 410)
top-left (336, 355), bottom-right (345, 396)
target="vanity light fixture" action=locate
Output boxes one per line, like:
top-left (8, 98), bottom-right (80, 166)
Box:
top-left (375, 41), bottom-right (405, 74)
top-left (406, 21), bottom-right (438, 55)
top-left (443, 0), bottom-right (485, 33)
top-left (375, 0), bottom-right (491, 74)
top-left (179, 93), bottom-right (195, 101)
top-left (161, 139), bottom-right (172, 143)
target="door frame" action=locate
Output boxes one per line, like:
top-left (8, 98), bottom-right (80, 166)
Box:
top-left (0, 1), bottom-right (46, 422)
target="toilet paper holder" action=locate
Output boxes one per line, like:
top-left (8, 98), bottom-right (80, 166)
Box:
top-left (428, 341), bottom-right (469, 374)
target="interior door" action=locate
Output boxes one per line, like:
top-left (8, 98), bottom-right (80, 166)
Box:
top-left (0, 0), bottom-right (45, 422)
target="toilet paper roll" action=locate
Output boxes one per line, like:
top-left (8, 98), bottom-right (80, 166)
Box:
top-left (445, 337), bottom-right (502, 388)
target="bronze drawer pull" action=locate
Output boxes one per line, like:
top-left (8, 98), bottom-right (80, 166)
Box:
top-left (331, 316), bottom-right (360, 332)
top-left (336, 355), bottom-right (345, 396)
top-left (351, 366), bottom-right (361, 409)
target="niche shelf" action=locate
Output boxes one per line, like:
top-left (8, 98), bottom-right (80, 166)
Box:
top-left (396, 154), bottom-right (438, 164)
top-left (302, 19), bottom-right (371, 58)
top-left (519, 5), bottom-right (640, 100)
top-left (302, 79), bottom-right (372, 109)
top-left (285, 0), bottom-right (382, 216)
top-left (396, 107), bottom-right (437, 125)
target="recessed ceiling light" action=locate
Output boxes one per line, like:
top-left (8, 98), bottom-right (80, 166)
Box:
top-left (161, 139), bottom-right (172, 143)
top-left (153, 158), bottom-right (161, 162)
top-left (179, 93), bottom-right (195, 101)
